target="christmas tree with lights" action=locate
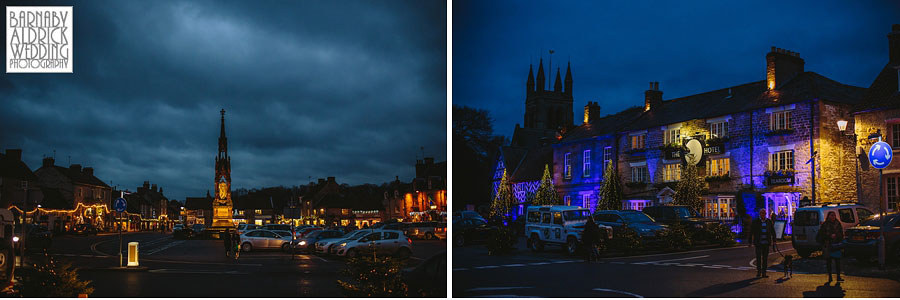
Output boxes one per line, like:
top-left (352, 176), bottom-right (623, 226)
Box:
top-left (597, 160), bottom-right (624, 211)
top-left (533, 164), bottom-right (561, 206)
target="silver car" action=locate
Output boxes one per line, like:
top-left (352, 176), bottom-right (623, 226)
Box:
top-left (333, 229), bottom-right (412, 259)
top-left (239, 229), bottom-right (291, 252)
top-left (316, 230), bottom-right (372, 255)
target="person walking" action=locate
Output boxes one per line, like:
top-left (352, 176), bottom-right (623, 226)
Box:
top-left (582, 218), bottom-right (600, 262)
top-left (818, 211), bottom-right (844, 282)
top-left (223, 228), bottom-right (233, 258)
top-left (749, 209), bottom-right (775, 278)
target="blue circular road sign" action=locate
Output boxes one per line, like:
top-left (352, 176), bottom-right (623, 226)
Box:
top-left (868, 141), bottom-right (893, 169)
top-left (115, 197), bottom-right (127, 213)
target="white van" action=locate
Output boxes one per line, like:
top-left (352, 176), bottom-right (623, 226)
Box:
top-left (525, 205), bottom-right (612, 255)
top-left (791, 202), bottom-right (875, 258)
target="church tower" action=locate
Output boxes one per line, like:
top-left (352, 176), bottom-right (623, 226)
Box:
top-left (212, 109), bottom-right (234, 230)
top-left (523, 58), bottom-right (574, 130)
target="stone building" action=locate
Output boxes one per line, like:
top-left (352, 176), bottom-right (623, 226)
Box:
top-left (33, 157), bottom-right (112, 231)
top-left (184, 192), bottom-right (213, 227)
top-left (551, 46), bottom-right (866, 226)
top-left (853, 24), bottom-right (900, 212)
top-left (232, 194), bottom-right (275, 226)
top-left (300, 177), bottom-right (353, 226)
top-left (125, 181), bottom-right (171, 231)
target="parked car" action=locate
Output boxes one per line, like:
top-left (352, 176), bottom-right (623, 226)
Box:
top-left (332, 229), bottom-right (412, 259)
top-left (405, 221), bottom-right (444, 240)
top-left (844, 212), bottom-right (900, 261)
top-left (264, 224), bottom-right (292, 232)
top-left (236, 223), bottom-right (261, 235)
top-left (525, 205), bottom-right (613, 255)
top-left (173, 224), bottom-right (192, 239)
top-left (403, 251), bottom-right (446, 297)
top-left (292, 230), bottom-right (344, 253)
top-left (791, 202), bottom-right (875, 258)
top-left (316, 229), bottom-right (373, 255)
top-left (642, 205), bottom-right (720, 230)
top-left (297, 227), bottom-right (323, 239)
top-left (13, 224), bottom-right (52, 252)
top-left (380, 222), bottom-right (411, 232)
top-left (593, 210), bottom-right (667, 240)
top-left (453, 217), bottom-right (494, 247)
top-left (72, 223), bottom-right (99, 236)
top-left (453, 211), bottom-right (486, 223)
top-left (239, 229), bottom-right (292, 252)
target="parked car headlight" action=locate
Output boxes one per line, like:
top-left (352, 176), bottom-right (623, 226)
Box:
top-left (339, 242), bottom-right (347, 247)
top-left (12, 236), bottom-right (19, 242)
top-left (299, 241), bottom-right (307, 246)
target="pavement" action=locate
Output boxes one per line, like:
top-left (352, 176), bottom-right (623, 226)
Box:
top-left (43, 231), bottom-right (445, 297)
top-left (453, 237), bottom-right (900, 297)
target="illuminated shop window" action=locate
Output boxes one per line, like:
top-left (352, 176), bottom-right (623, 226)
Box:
top-left (706, 158), bottom-right (730, 176)
top-left (663, 164), bottom-right (681, 182)
top-left (770, 111), bottom-right (792, 131)
top-left (583, 150), bottom-right (591, 177)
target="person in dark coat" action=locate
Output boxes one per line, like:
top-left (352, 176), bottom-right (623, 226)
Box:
top-left (749, 209), bottom-right (776, 278)
top-left (818, 211), bottom-right (844, 282)
top-left (223, 228), bottom-right (233, 257)
top-left (582, 218), bottom-right (601, 262)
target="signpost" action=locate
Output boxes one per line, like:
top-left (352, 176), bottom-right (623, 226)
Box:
top-left (868, 140), bottom-right (892, 270)
top-left (115, 196), bottom-right (127, 268)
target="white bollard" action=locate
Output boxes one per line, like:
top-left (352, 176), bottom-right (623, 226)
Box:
top-left (127, 242), bottom-right (139, 267)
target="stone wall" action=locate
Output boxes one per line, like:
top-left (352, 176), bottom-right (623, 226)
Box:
top-left (854, 107), bottom-right (900, 211)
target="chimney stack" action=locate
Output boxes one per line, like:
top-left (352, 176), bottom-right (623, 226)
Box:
top-left (766, 46), bottom-right (804, 90)
top-left (151, 183), bottom-right (158, 192)
top-left (889, 24), bottom-right (900, 64)
top-left (42, 157), bottom-right (55, 168)
top-left (83, 167), bottom-right (94, 177)
top-left (424, 157), bottom-right (434, 165)
top-left (583, 101), bottom-right (601, 124)
top-left (644, 82), bottom-right (663, 111)
top-left (70, 164), bottom-right (82, 173)
top-left (5, 149), bottom-right (22, 161)
top-left (327, 177), bottom-right (336, 183)
top-left (318, 178), bottom-right (325, 185)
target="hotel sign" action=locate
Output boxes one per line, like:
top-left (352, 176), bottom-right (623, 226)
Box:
top-left (703, 142), bottom-right (724, 155)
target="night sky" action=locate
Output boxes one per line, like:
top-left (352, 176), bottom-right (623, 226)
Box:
top-left (1, 0), bottom-right (447, 201)
top-left (453, 0), bottom-right (899, 138)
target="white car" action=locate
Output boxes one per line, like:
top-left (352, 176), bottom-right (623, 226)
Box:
top-left (525, 205), bottom-right (613, 255)
top-left (239, 229), bottom-right (292, 252)
top-left (333, 229), bottom-right (412, 259)
top-left (316, 230), bottom-right (372, 255)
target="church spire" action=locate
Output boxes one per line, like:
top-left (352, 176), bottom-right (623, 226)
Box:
top-left (536, 58), bottom-right (545, 92)
top-left (564, 61), bottom-right (573, 96)
top-left (553, 67), bottom-right (562, 92)
top-left (526, 64), bottom-right (535, 94)
top-left (218, 109), bottom-right (228, 157)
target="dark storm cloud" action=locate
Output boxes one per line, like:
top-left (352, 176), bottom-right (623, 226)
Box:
top-left (453, 0), bottom-right (899, 138)
top-left (1, 0), bottom-right (447, 201)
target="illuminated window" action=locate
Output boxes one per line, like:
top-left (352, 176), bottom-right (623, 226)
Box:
top-left (564, 195), bottom-right (571, 206)
top-left (237, 210), bottom-right (244, 215)
top-left (770, 111), bottom-right (792, 131)
top-left (704, 197), bottom-right (735, 219)
top-left (582, 194), bottom-right (590, 208)
top-left (254, 209), bottom-right (262, 215)
top-left (341, 209), bottom-right (350, 215)
top-left (664, 128), bottom-right (681, 145)
top-left (583, 150), bottom-right (591, 177)
top-left (630, 166), bottom-right (648, 183)
top-left (631, 135), bottom-right (646, 150)
top-left (888, 177), bottom-right (898, 211)
top-left (710, 121), bottom-right (729, 138)
top-left (706, 158), bottom-right (730, 176)
top-left (769, 150), bottom-right (794, 171)
top-left (663, 164), bottom-right (681, 182)
top-left (564, 153), bottom-right (572, 179)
